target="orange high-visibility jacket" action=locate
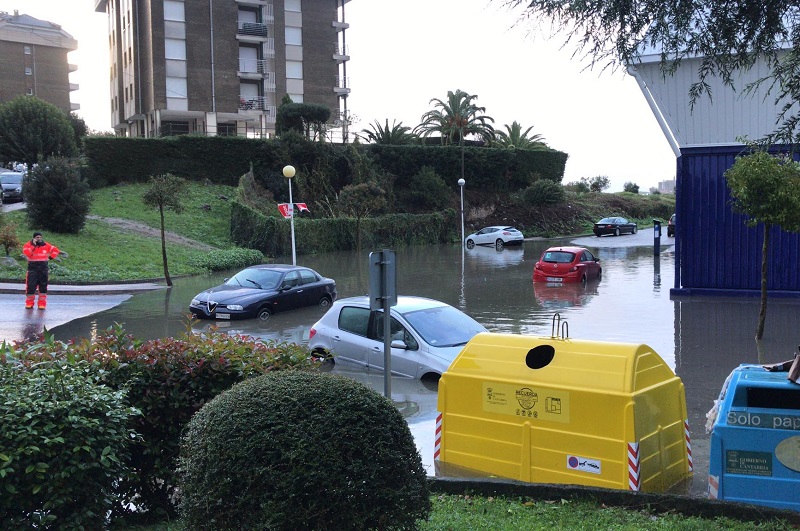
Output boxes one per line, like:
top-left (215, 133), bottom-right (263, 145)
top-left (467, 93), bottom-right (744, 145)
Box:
top-left (23, 240), bottom-right (60, 267)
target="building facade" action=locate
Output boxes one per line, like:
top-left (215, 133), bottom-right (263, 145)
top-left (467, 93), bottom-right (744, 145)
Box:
top-left (629, 51), bottom-right (800, 296)
top-left (0, 11), bottom-right (79, 114)
top-left (93, 0), bottom-right (351, 139)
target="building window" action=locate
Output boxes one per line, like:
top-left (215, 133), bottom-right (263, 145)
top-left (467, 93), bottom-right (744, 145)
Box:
top-left (285, 0), bottom-right (301, 12)
top-left (286, 61), bottom-right (303, 79)
top-left (165, 39), bottom-right (186, 60)
top-left (24, 45), bottom-right (31, 55)
top-left (285, 27), bottom-right (302, 46)
top-left (25, 66), bottom-right (32, 75)
top-left (26, 88), bottom-right (33, 96)
top-left (164, 0), bottom-right (186, 21)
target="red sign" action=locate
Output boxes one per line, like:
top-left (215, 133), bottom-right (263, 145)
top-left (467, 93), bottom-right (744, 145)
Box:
top-left (277, 203), bottom-right (292, 218)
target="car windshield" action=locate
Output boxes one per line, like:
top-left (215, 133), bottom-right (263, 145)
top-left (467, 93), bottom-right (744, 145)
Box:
top-left (1, 174), bottom-right (22, 184)
top-left (401, 305), bottom-right (485, 348)
top-left (224, 268), bottom-right (283, 289)
top-left (542, 251), bottom-right (576, 264)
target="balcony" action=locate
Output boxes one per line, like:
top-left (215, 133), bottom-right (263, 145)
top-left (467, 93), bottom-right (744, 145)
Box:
top-left (69, 82), bottom-right (80, 92)
top-left (333, 43), bottom-right (349, 62)
top-left (332, 20), bottom-right (349, 31)
top-left (238, 59), bottom-right (275, 83)
top-left (239, 96), bottom-right (276, 116)
top-left (334, 76), bottom-right (350, 95)
top-left (237, 21), bottom-right (269, 38)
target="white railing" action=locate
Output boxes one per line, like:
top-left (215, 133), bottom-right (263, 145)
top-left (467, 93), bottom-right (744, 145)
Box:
top-left (238, 58), bottom-right (272, 74)
top-left (335, 75), bottom-right (349, 89)
top-left (334, 43), bottom-right (349, 56)
top-left (239, 96), bottom-right (276, 116)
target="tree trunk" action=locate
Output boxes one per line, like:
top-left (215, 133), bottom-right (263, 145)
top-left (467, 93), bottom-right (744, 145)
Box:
top-left (755, 224), bottom-right (769, 339)
top-left (159, 205), bottom-right (172, 287)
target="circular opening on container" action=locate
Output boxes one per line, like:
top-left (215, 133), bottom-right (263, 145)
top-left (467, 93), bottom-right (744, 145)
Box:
top-left (526, 345), bottom-right (555, 369)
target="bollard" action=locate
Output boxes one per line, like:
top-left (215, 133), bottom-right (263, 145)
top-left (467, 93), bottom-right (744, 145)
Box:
top-left (653, 219), bottom-right (661, 255)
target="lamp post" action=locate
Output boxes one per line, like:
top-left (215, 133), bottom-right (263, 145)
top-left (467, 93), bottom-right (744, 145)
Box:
top-left (282, 165), bottom-right (297, 265)
top-left (457, 178), bottom-right (465, 246)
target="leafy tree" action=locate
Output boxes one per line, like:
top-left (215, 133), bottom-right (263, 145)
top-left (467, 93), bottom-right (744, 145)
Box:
top-left (565, 180), bottom-right (590, 193)
top-left (623, 181), bottom-right (640, 194)
top-left (581, 175), bottom-right (610, 193)
top-left (497, 0), bottom-right (800, 143)
top-left (724, 150), bottom-right (800, 339)
top-left (414, 89), bottom-right (495, 184)
top-left (142, 173), bottom-right (188, 287)
top-left (0, 220), bottom-right (20, 256)
top-left (68, 113), bottom-right (89, 151)
top-left (338, 182), bottom-right (387, 253)
top-left (495, 121), bottom-right (547, 148)
top-left (25, 157), bottom-right (91, 233)
top-left (275, 102), bottom-right (331, 141)
top-left (0, 96), bottom-right (77, 168)
top-left (359, 119), bottom-right (417, 145)
top-left (396, 166), bottom-right (450, 213)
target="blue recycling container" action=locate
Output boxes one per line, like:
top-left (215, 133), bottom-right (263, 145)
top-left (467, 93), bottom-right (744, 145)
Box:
top-left (707, 364), bottom-right (800, 510)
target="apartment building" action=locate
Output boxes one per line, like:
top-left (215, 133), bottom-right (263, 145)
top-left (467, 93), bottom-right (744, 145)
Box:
top-left (0, 11), bottom-right (79, 114)
top-left (94, 0), bottom-right (351, 139)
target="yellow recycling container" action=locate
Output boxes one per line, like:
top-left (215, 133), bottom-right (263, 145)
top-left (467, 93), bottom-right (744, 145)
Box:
top-left (435, 331), bottom-right (692, 492)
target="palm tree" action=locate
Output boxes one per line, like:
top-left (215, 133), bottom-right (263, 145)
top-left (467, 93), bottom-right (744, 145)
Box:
top-left (414, 89), bottom-right (495, 182)
top-left (358, 119), bottom-right (417, 145)
top-left (494, 121), bottom-right (547, 148)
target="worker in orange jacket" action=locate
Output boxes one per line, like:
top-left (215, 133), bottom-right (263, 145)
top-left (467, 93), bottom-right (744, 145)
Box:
top-left (22, 232), bottom-right (60, 309)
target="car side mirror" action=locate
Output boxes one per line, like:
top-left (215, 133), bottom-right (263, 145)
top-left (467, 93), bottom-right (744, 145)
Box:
top-left (391, 340), bottom-right (407, 350)
top-left (594, 258), bottom-right (599, 262)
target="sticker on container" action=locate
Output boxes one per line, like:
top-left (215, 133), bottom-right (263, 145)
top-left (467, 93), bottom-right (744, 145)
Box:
top-left (482, 382), bottom-right (570, 423)
top-left (775, 435), bottom-right (800, 473)
top-left (567, 455), bottom-right (601, 474)
top-left (725, 450), bottom-right (772, 476)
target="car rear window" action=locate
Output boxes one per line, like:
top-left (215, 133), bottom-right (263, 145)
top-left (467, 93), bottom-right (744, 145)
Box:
top-left (338, 306), bottom-right (370, 337)
top-left (542, 251), bottom-right (575, 263)
top-left (597, 218), bottom-right (614, 224)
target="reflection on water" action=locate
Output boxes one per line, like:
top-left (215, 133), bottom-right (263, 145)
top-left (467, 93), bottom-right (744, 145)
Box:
top-left (50, 241), bottom-right (800, 497)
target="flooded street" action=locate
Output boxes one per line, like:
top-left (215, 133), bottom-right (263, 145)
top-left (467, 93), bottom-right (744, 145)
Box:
top-left (50, 235), bottom-right (800, 498)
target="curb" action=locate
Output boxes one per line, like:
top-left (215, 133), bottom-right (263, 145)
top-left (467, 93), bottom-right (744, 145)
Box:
top-left (0, 282), bottom-right (167, 296)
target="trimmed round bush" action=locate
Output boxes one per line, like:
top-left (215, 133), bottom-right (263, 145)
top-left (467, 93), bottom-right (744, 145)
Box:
top-left (523, 179), bottom-right (566, 205)
top-left (179, 371), bottom-right (431, 530)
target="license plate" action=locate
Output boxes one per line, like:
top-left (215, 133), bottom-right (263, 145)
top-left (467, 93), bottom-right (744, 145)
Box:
top-left (216, 313), bottom-right (231, 320)
top-left (546, 277), bottom-right (563, 282)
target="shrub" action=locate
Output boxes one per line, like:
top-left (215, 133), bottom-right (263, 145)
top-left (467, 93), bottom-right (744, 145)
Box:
top-left (24, 157), bottom-right (91, 233)
top-left (1, 324), bottom-right (318, 525)
top-left (0, 361), bottom-right (138, 529)
top-left (623, 181), bottom-right (640, 194)
top-left (179, 372), bottom-right (432, 531)
top-left (523, 179), bottom-right (566, 205)
top-left (186, 247), bottom-right (264, 271)
top-left (395, 165), bottom-right (452, 213)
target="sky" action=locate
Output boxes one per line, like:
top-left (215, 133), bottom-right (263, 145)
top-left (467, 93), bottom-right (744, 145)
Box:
top-left (0, 0), bottom-right (677, 192)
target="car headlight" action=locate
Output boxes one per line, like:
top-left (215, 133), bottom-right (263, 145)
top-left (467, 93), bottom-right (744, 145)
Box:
top-left (191, 299), bottom-right (200, 305)
top-left (227, 304), bottom-right (244, 311)
top-left (14, 187), bottom-right (21, 193)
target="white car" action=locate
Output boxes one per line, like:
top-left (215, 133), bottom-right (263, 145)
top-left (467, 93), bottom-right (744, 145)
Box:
top-left (465, 225), bottom-right (524, 249)
top-left (308, 296), bottom-right (486, 380)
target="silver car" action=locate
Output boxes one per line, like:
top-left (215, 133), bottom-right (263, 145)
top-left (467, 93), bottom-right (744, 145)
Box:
top-left (308, 296), bottom-right (486, 380)
top-left (0, 172), bottom-right (24, 203)
top-left (465, 225), bottom-right (524, 249)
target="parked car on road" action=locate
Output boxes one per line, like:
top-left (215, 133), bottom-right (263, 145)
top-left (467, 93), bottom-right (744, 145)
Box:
top-left (532, 246), bottom-right (602, 285)
top-left (593, 217), bottom-right (637, 237)
top-left (0, 172), bottom-right (24, 203)
top-left (308, 296), bottom-right (487, 380)
top-left (465, 225), bottom-right (524, 249)
top-left (667, 213), bottom-right (676, 237)
top-left (189, 264), bottom-right (336, 322)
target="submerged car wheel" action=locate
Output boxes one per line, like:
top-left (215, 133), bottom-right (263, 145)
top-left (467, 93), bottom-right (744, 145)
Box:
top-left (632, 226), bottom-right (637, 234)
top-left (319, 295), bottom-right (332, 309)
top-left (495, 239), bottom-right (505, 250)
top-left (466, 239), bottom-right (475, 249)
top-left (257, 307), bottom-right (272, 322)
top-left (614, 228), bottom-right (620, 236)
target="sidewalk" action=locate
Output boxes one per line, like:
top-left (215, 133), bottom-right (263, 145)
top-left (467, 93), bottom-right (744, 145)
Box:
top-left (0, 281), bottom-right (166, 295)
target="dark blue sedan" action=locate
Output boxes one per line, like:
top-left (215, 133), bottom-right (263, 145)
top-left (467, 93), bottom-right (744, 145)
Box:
top-left (189, 264), bottom-right (337, 322)
top-left (593, 217), bottom-right (637, 237)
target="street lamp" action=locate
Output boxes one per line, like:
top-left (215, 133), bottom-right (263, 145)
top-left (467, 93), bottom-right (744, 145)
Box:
top-left (457, 178), bottom-right (465, 246)
top-left (282, 165), bottom-right (297, 265)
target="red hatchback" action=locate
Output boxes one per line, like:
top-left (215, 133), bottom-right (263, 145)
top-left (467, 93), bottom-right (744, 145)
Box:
top-left (532, 246), bottom-right (602, 284)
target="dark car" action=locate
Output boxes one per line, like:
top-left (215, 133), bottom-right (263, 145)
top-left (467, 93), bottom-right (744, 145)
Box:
top-left (0, 172), bottom-right (24, 203)
top-left (667, 213), bottom-right (676, 237)
top-left (189, 264), bottom-right (336, 322)
top-left (592, 217), bottom-right (637, 237)
top-left (532, 246), bottom-right (602, 285)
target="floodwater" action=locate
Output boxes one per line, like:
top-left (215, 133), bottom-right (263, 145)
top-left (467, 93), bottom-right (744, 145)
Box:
top-left (50, 236), bottom-right (800, 498)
